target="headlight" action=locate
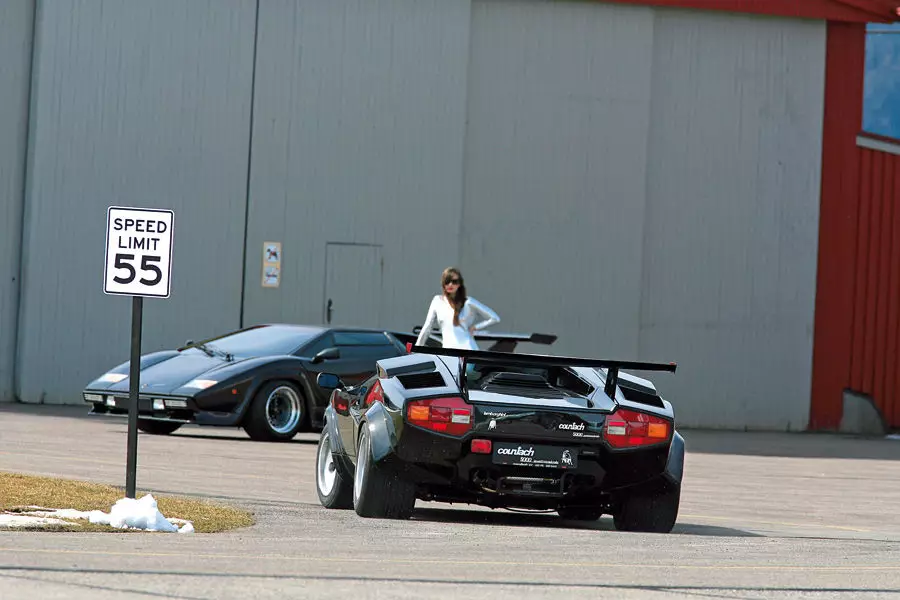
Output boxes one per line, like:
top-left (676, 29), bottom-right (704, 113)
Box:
top-left (99, 373), bottom-right (127, 383)
top-left (184, 379), bottom-right (217, 389)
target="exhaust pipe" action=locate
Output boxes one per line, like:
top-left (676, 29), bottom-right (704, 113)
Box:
top-left (472, 469), bottom-right (488, 485)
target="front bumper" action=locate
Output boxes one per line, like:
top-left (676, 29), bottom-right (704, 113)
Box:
top-left (85, 391), bottom-right (196, 423)
top-left (83, 389), bottom-right (250, 427)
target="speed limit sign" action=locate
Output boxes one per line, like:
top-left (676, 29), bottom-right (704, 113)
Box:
top-left (103, 206), bottom-right (174, 298)
top-left (102, 205), bottom-right (175, 499)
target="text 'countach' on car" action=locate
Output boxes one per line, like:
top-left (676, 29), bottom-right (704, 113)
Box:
top-left (82, 324), bottom-right (412, 442)
top-left (314, 345), bottom-right (684, 533)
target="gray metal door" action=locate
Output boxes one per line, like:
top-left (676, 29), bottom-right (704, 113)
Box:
top-left (322, 243), bottom-right (383, 327)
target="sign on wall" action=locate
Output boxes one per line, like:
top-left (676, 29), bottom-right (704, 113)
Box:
top-left (262, 241), bottom-right (281, 288)
top-left (104, 206), bottom-right (175, 298)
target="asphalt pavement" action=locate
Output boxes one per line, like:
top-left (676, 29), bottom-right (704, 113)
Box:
top-left (1, 403), bottom-right (899, 599)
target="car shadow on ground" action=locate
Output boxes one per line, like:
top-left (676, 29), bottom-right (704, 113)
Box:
top-left (680, 428), bottom-right (900, 461)
top-left (409, 507), bottom-right (761, 537)
top-left (167, 431), bottom-right (320, 444)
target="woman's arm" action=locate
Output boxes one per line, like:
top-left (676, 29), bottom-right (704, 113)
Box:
top-left (415, 297), bottom-right (440, 346)
top-left (467, 297), bottom-right (500, 331)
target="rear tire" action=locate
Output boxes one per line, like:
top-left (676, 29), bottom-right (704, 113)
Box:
top-left (613, 482), bottom-right (680, 533)
top-left (315, 429), bottom-right (353, 509)
top-left (137, 420), bottom-right (183, 435)
top-left (242, 380), bottom-right (307, 442)
top-left (352, 426), bottom-right (416, 519)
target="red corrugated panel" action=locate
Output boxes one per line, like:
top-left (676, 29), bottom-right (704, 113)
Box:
top-left (809, 22), bottom-right (866, 430)
top-left (874, 155), bottom-right (895, 405)
top-left (863, 151), bottom-right (884, 392)
top-left (893, 157), bottom-right (900, 427)
top-left (843, 143), bottom-right (900, 429)
top-left (850, 149), bottom-right (872, 390)
top-left (883, 158), bottom-right (900, 423)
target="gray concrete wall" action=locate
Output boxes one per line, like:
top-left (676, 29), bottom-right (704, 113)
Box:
top-left (458, 1), bottom-right (825, 430)
top-left (459, 0), bottom-right (655, 360)
top-left (16, 0), bottom-right (258, 404)
top-left (240, 0), bottom-right (472, 333)
top-left (0, 0), bottom-right (35, 403)
top-left (5, 0), bottom-right (830, 430)
top-left (639, 9), bottom-right (826, 430)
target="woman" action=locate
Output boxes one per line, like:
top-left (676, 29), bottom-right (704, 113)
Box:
top-left (414, 267), bottom-right (500, 350)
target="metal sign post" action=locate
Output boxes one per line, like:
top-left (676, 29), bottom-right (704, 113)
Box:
top-left (103, 206), bottom-right (175, 498)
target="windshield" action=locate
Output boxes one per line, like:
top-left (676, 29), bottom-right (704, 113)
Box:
top-left (183, 325), bottom-right (321, 359)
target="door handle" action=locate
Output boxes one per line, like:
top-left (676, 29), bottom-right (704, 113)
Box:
top-left (326, 298), bottom-right (333, 324)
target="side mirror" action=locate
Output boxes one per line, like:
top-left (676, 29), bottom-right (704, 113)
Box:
top-left (316, 372), bottom-right (343, 390)
top-left (185, 340), bottom-right (194, 347)
top-left (311, 347), bottom-right (341, 364)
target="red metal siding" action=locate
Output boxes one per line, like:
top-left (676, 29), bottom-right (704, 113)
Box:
top-left (809, 22), bottom-right (866, 430)
top-left (810, 21), bottom-right (900, 431)
top-left (597, 0), bottom-right (900, 22)
top-left (848, 142), bottom-right (900, 428)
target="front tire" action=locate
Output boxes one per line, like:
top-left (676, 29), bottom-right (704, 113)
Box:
top-left (242, 380), bottom-right (307, 442)
top-left (613, 482), bottom-right (681, 533)
top-left (316, 430), bottom-right (353, 509)
top-left (137, 420), bottom-right (183, 435)
top-left (352, 426), bottom-right (416, 519)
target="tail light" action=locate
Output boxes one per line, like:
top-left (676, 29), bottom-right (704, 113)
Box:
top-left (331, 391), bottom-right (349, 413)
top-left (603, 408), bottom-right (671, 448)
top-left (406, 396), bottom-right (472, 436)
top-left (364, 380), bottom-right (384, 407)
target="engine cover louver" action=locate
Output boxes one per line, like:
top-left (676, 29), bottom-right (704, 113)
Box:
top-left (397, 372), bottom-right (446, 389)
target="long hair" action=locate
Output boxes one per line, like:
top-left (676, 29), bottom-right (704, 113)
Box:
top-left (441, 267), bottom-right (467, 326)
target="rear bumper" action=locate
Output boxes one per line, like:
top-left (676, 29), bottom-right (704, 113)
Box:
top-left (388, 425), bottom-right (676, 507)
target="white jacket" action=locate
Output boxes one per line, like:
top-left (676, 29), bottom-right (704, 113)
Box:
top-left (415, 295), bottom-right (500, 350)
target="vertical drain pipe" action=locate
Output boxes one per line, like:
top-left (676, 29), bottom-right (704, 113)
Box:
top-left (9, 0), bottom-right (39, 403)
top-left (238, 0), bottom-right (261, 330)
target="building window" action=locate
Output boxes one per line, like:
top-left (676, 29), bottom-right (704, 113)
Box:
top-left (863, 22), bottom-right (900, 141)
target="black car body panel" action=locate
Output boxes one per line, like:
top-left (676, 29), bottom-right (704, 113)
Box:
top-left (319, 344), bottom-right (684, 530)
top-left (83, 324), bottom-right (411, 434)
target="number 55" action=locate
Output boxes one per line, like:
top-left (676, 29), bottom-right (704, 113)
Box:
top-left (113, 254), bottom-right (162, 286)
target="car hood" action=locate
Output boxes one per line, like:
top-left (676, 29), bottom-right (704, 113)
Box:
top-left (102, 352), bottom-right (245, 396)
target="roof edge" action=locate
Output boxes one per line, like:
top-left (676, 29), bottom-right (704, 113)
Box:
top-left (597, 0), bottom-right (900, 23)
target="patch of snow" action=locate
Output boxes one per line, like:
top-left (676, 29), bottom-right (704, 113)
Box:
top-left (1, 494), bottom-right (193, 533)
top-left (887, 434), bottom-right (900, 441)
top-left (0, 514), bottom-right (75, 528)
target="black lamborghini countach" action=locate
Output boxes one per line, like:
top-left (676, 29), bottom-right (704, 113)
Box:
top-left (83, 324), bottom-right (413, 441)
top-left (314, 345), bottom-right (684, 532)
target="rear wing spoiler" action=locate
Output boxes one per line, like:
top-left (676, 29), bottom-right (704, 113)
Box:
top-left (393, 327), bottom-right (558, 353)
top-left (409, 345), bottom-right (677, 401)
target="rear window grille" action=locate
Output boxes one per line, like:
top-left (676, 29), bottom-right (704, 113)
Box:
top-left (397, 372), bottom-right (445, 389)
top-left (478, 372), bottom-right (568, 399)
